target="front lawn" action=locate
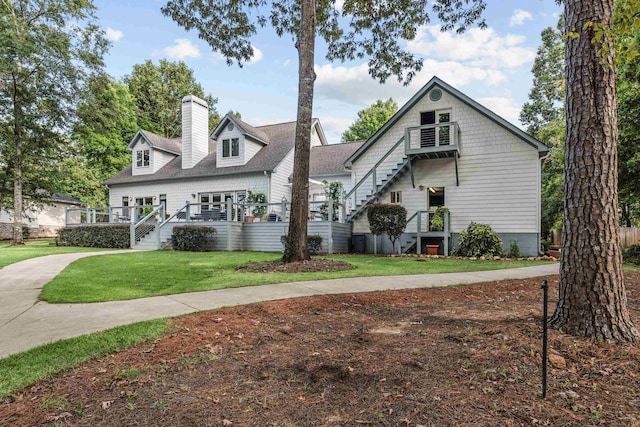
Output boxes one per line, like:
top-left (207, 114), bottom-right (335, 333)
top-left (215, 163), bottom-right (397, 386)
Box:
top-left (40, 251), bottom-right (553, 303)
top-left (0, 239), bottom-right (114, 269)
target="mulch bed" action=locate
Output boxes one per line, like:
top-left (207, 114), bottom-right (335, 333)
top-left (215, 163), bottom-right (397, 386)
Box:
top-left (236, 259), bottom-right (353, 273)
top-left (2, 271), bottom-right (640, 426)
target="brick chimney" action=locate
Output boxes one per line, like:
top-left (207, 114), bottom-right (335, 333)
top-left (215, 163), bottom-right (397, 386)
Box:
top-left (181, 95), bottom-right (209, 169)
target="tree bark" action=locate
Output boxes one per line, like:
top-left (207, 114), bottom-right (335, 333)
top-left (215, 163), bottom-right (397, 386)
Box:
top-left (282, 0), bottom-right (316, 262)
top-left (12, 69), bottom-right (24, 245)
top-left (550, 0), bottom-right (639, 342)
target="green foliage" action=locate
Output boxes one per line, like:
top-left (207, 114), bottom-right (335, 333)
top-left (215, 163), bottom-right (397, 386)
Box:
top-left (342, 99), bottom-right (398, 142)
top-left (57, 225), bottom-right (130, 249)
top-left (430, 206), bottom-right (449, 231)
top-left (320, 180), bottom-right (344, 221)
top-left (367, 203), bottom-right (408, 253)
top-left (508, 240), bottom-right (521, 258)
top-left (281, 234), bottom-right (323, 254)
top-left (171, 226), bottom-right (217, 251)
top-left (623, 244), bottom-right (640, 265)
top-left (21, 226), bottom-right (30, 240)
top-left (453, 222), bottom-right (503, 258)
top-left (246, 192), bottom-right (267, 217)
top-left (124, 59), bottom-right (220, 138)
top-left (0, 0), bottom-right (108, 242)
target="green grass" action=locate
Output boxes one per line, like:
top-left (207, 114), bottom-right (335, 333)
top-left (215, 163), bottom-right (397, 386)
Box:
top-left (625, 263), bottom-right (640, 271)
top-left (0, 239), bottom-right (113, 269)
top-left (40, 251), bottom-right (552, 303)
top-left (0, 319), bottom-right (169, 398)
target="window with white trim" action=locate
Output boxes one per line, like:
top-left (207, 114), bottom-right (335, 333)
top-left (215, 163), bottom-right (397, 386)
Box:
top-left (136, 149), bottom-right (150, 167)
top-left (222, 138), bottom-right (240, 158)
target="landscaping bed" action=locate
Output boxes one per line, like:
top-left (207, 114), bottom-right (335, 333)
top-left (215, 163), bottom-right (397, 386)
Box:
top-left (3, 271), bottom-right (640, 426)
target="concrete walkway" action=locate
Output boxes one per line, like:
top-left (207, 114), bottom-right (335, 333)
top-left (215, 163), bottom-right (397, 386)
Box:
top-left (0, 251), bottom-right (559, 359)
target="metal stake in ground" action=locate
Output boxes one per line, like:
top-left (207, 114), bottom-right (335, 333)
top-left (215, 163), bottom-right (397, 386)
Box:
top-left (540, 279), bottom-right (549, 399)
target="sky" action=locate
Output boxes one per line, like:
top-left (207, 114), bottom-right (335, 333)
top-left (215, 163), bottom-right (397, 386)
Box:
top-left (94, 0), bottom-right (562, 144)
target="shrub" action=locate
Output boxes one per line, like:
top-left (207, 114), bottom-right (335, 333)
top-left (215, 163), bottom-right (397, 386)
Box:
top-left (172, 226), bottom-right (216, 252)
top-left (246, 192), bottom-right (267, 217)
top-left (21, 226), bottom-right (31, 240)
top-left (623, 244), bottom-right (640, 265)
top-left (367, 203), bottom-right (408, 254)
top-left (453, 222), bottom-right (503, 257)
top-left (57, 225), bottom-right (130, 248)
top-left (508, 240), bottom-right (521, 258)
top-left (281, 234), bottom-right (324, 255)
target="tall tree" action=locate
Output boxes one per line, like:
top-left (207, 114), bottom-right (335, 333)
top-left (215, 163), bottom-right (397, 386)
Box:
top-left (125, 59), bottom-right (220, 138)
top-left (0, 0), bottom-right (108, 244)
top-left (342, 98), bottom-right (398, 142)
top-left (161, 0), bottom-right (487, 262)
top-left (60, 75), bottom-right (138, 206)
top-left (550, 0), bottom-right (639, 342)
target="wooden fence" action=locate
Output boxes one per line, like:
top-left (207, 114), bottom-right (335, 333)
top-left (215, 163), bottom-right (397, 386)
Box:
top-left (552, 227), bottom-right (640, 248)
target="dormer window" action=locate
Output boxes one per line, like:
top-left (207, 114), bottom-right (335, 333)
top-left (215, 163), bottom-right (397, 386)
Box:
top-left (136, 149), bottom-right (150, 167)
top-left (222, 138), bottom-right (239, 158)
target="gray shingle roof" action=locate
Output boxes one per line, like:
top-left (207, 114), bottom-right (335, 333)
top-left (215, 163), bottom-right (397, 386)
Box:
top-left (309, 141), bottom-right (365, 177)
top-left (138, 130), bottom-right (182, 155)
top-left (233, 117), bottom-right (270, 144)
top-left (106, 121), bottom-right (299, 185)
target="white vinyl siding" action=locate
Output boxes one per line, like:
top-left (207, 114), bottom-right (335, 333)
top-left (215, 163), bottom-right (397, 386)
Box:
top-left (310, 126), bottom-right (324, 147)
top-left (109, 173), bottom-right (269, 216)
top-left (270, 148), bottom-right (295, 206)
top-left (245, 139), bottom-right (262, 162)
top-left (216, 127), bottom-right (245, 167)
top-left (131, 140), bottom-right (153, 176)
top-left (351, 90), bottom-right (541, 236)
top-left (153, 150), bottom-right (176, 173)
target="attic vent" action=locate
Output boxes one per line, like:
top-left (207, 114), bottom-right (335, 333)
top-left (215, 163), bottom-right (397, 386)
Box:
top-left (429, 88), bottom-right (442, 101)
top-left (227, 123), bottom-right (234, 132)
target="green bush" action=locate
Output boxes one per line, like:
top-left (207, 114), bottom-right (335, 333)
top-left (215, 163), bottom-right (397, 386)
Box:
top-left (280, 234), bottom-right (324, 255)
top-left (367, 203), bottom-right (407, 254)
top-left (453, 222), bottom-right (503, 257)
top-left (57, 225), bottom-right (130, 248)
top-left (623, 244), bottom-right (640, 265)
top-left (22, 226), bottom-right (31, 240)
top-left (508, 240), bottom-right (521, 258)
top-left (172, 226), bottom-right (216, 252)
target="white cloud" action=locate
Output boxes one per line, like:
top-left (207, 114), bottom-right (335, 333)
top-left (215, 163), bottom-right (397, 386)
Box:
top-left (477, 97), bottom-right (522, 125)
top-left (105, 27), bottom-right (123, 42)
top-left (247, 46), bottom-right (263, 64)
top-left (407, 25), bottom-right (535, 69)
top-left (317, 116), bottom-right (355, 143)
top-left (163, 38), bottom-right (201, 59)
top-left (509, 9), bottom-right (533, 27)
top-left (314, 60), bottom-right (506, 106)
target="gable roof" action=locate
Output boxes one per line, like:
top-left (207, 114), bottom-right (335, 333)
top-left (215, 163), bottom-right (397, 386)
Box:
top-left (309, 141), bottom-right (365, 177)
top-left (212, 115), bottom-right (270, 145)
top-left (345, 76), bottom-right (549, 166)
top-left (106, 120), bottom-right (300, 185)
top-left (127, 130), bottom-right (182, 155)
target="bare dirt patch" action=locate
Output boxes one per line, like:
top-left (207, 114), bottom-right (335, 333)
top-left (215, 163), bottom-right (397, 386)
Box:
top-left (2, 272), bottom-right (640, 426)
top-left (236, 258), bottom-right (353, 273)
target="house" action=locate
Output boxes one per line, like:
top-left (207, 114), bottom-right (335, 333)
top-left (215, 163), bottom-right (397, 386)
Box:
top-left (1, 194), bottom-right (83, 240)
top-left (95, 76), bottom-right (547, 256)
top-left (344, 76), bottom-right (548, 256)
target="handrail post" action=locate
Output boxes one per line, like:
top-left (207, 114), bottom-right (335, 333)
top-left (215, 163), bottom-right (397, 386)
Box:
top-left (281, 199), bottom-right (287, 221)
top-left (417, 212), bottom-right (422, 255)
top-left (444, 210), bottom-right (450, 255)
top-left (185, 201), bottom-right (190, 222)
top-left (328, 199), bottom-right (333, 222)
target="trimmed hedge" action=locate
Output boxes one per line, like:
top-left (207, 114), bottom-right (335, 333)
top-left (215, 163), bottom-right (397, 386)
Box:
top-left (453, 222), bottom-right (503, 257)
top-left (281, 234), bottom-right (324, 255)
top-left (57, 225), bottom-right (130, 248)
top-left (623, 244), bottom-right (640, 265)
top-left (172, 226), bottom-right (217, 252)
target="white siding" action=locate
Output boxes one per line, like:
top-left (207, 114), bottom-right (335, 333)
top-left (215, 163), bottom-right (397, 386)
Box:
top-left (153, 150), bottom-right (176, 173)
top-left (109, 173), bottom-right (270, 215)
top-left (310, 125), bottom-right (324, 147)
top-left (215, 127), bottom-right (264, 168)
top-left (181, 96), bottom-right (209, 169)
top-left (270, 148), bottom-right (295, 205)
top-left (351, 90), bottom-right (541, 235)
top-left (245, 139), bottom-right (262, 162)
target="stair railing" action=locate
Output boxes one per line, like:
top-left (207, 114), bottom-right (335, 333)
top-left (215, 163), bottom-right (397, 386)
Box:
top-left (130, 204), bottom-right (165, 248)
top-left (344, 135), bottom-right (406, 214)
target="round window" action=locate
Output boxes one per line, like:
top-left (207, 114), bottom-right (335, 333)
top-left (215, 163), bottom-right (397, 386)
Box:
top-left (429, 88), bottom-right (443, 102)
top-left (227, 122), bottom-right (234, 132)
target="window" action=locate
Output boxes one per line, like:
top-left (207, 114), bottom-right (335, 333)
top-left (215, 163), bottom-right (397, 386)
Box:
top-left (135, 197), bottom-right (153, 206)
top-left (420, 110), bottom-right (451, 148)
top-left (390, 191), bottom-right (402, 204)
top-left (136, 149), bottom-right (150, 167)
top-left (222, 138), bottom-right (240, 158)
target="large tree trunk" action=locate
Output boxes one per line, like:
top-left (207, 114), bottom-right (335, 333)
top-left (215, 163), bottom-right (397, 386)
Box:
top-left (12, 70), bottom-right (24, 245)
top-left (550, 0), bottom-right (639, 342)
top-left (282, 0), bottom-right (316, 263)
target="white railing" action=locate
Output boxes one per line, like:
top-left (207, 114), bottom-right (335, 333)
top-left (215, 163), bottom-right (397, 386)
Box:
top-left (405, 122), bottom-right (460, 154)
top-left (130, 205), bottom-right (164, 247)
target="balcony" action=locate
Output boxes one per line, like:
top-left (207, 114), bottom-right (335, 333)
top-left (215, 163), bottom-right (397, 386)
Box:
top-left (404, 122), bottom-right (460, 159)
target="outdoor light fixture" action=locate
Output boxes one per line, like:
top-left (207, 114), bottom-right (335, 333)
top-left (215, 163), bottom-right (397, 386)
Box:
top-left (418, 185), bottom-right (425, 191)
